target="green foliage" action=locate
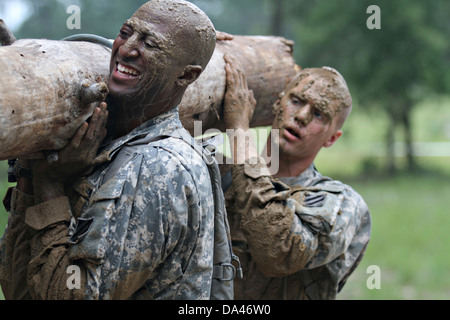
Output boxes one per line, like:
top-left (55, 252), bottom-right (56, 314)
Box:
top-left (338, 173), bottom-right (450, 300)
top-left (193, 0), bottom-right (273, 35)
top-left (285, 0), bottom-right (450, 105)
top-left (286, 0), bottom-right (450, 172)
top-left (12, 0), bottom-right (149, 40)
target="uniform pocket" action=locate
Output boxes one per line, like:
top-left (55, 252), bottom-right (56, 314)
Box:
top-left (68, 177), bottom-right (126, 265)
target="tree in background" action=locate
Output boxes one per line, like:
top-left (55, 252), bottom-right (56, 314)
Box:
top-left (269, 0), bottom-right (284, 36)
top-left (283, 0), bottom-right (450, 173)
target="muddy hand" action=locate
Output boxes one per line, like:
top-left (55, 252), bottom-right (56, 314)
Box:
top-left (32, 102), bottom-right (109, 182)
top-left (223, 54), bottom-right (256, 130)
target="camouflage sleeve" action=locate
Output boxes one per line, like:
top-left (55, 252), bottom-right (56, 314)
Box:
top-left (0, 188), bottom-right (34, 299)
top-left (2, 141), bottom-right (213, 300)
top-left (230, 162), bottom-right (370, 278)
top-left (0, 188), bottom-right (85, 300)
top-left (22, 196), bottom-right (86, 300)
top-left (0, 180), bottom-right (90, 300)
top-left (69, 142), bottom-right (214, 299)
top-left (18, 155), bottom-right (148, 300)
top-left (230, 163), bottom-right (318, 278)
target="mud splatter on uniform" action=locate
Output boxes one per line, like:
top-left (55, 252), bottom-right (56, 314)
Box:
top-left (224, 161), bottom-right (371, 300)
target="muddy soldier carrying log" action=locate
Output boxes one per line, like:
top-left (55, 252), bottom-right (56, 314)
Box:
top-left (221, 55), bottom-right (372, 300)
top-left (0, 0), bottom-right (235, 300)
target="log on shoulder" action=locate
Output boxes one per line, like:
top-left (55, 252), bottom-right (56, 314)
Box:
top-left (0, 35), bottom-right (298, 161)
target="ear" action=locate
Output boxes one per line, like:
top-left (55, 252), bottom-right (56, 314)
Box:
top-left (176, 65), bottom-right (203, 87)
top-left (323, 130), bottom-right (343, 148)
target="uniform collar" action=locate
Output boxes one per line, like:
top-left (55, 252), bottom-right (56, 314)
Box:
top-left (102, 107), bottom-right (182, 161)
top-left (278, 163), bottom-right (325, 187)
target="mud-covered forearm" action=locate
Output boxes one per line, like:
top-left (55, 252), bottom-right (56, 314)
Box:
top-left (24, 196), bottom-right (85, 300)
top-left (1, 183), bottom-right (84, 299)
top-left (27, 222), bottom-right (85, 299)
top-left (230, 164), bottom-right (318, 278)
top-left (0, 188), bottom-right (34, 299)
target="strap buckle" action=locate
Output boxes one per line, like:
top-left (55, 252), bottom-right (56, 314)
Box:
top-left (213, 263), bottom-right (236, 282)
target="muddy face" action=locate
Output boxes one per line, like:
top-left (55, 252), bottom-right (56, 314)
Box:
top-left (272, 68), bottom-right (351, 159)
top-left (109, 3), bottom-right (181, 105)
top-left (107, 0), bottom-right (215, 126)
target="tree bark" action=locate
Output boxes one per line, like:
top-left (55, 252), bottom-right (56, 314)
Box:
top-left (386, 114), bottom-right (396, 175)
top-left (0, 36), bottom-right (298, 161)
top-left (402, 105), bottom-right (416, 172)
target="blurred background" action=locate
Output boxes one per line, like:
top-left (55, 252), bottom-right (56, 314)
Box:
top-left (0, 0), bottom-right (449, 299)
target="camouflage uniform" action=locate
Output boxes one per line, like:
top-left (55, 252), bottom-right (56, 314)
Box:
top-left (223, 160), bottom-right (371, 300)
top-left (0, 108), bottom-right (215, 300)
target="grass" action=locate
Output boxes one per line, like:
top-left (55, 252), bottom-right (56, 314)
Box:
top-left (0, 161), bottom-right (12, 301)
top-left (0, 95), bottom-right (449, 300)
top-left (0, 161), bottom-right (13, 241)
top-left (313, 95), bottom-right (450, 299)
top-left (336, 171), bottom-right (450, 300)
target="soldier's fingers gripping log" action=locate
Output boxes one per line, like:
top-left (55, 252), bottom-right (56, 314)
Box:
top-left (32, 103), bottom-right (109, 183)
